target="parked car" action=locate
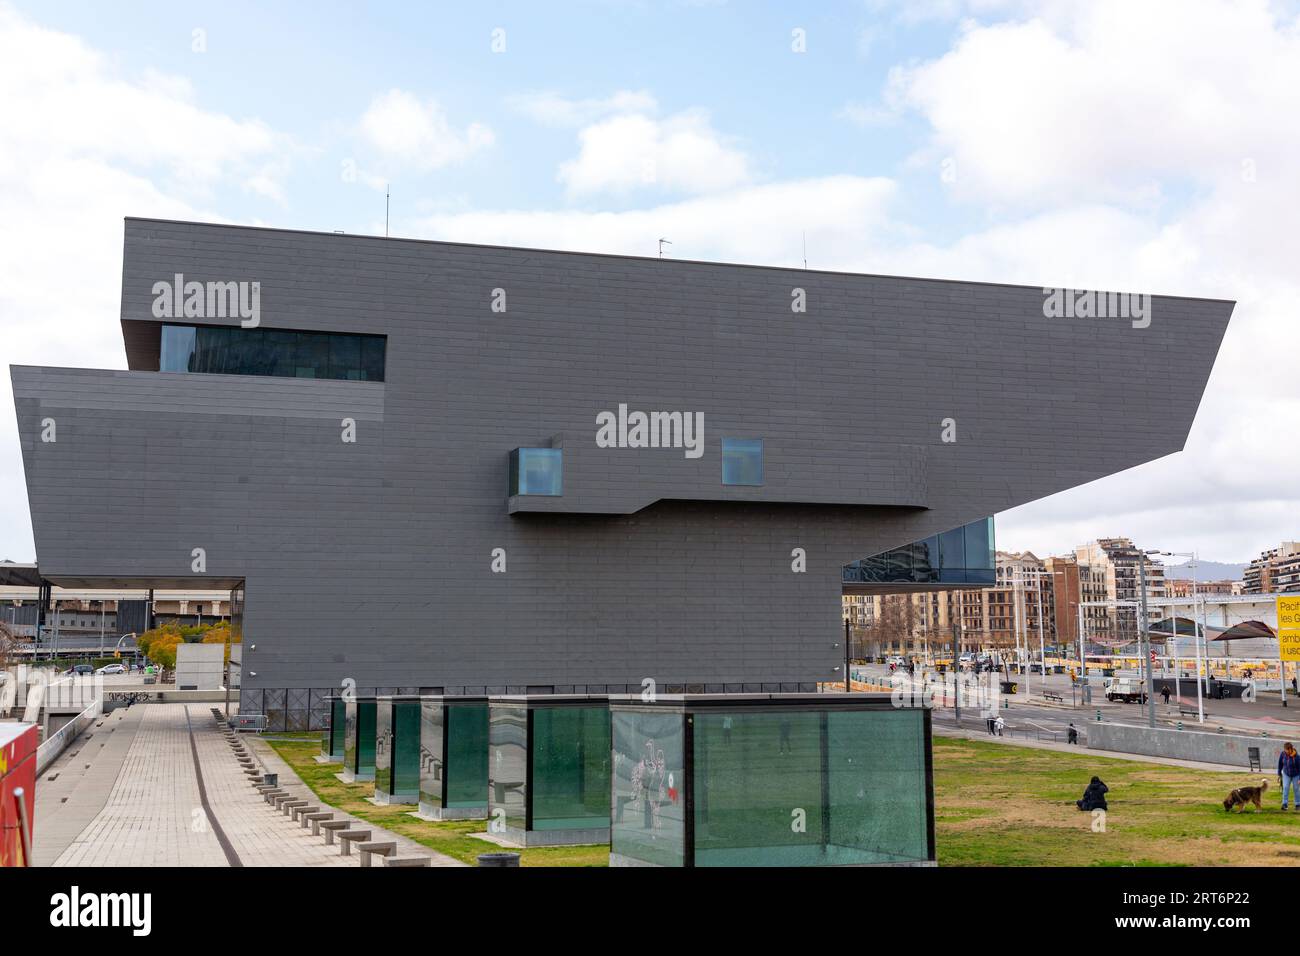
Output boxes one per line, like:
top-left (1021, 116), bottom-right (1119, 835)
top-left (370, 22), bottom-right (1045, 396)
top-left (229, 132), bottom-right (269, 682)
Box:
top-left (68, 664), bottom-right (94, 675)
top-left (96, 663), bottom-right (126, 675)
top-left (885, 655), bottom-right (907, 668)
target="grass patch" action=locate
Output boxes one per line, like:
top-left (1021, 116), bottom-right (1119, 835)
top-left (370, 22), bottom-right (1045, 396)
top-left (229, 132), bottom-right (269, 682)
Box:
top-left (266, 739), bottom-right (607, 867)
top-left (934, 737), bottom-right (1298, 866)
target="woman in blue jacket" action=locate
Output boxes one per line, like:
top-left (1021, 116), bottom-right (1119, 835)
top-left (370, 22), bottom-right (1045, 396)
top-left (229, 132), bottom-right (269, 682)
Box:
top-left (1278, 742), bottom-right (1300, 809)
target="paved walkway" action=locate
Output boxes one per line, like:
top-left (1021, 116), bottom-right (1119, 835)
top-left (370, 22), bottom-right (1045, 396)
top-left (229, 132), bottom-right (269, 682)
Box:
top-left (33, 705), bottom-right (146, 865)
top-left (48, 704), bottom-right (229, 866)
top-left (34, 703), bottom-right (459, 867)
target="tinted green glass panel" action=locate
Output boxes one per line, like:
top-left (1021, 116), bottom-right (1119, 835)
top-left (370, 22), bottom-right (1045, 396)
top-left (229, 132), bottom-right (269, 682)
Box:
top-left (488, 704), bottom-right (528, 831)
top-left (393, 701), bottom-right (421, 796)
top-left (446, 703), bottom-right (489, 808)
top-left (532, 706), bottom-right (610, 830)
top-left (693, 711), bottom-right (824, 866)
top-left (826, 709), bottom-right (928, 864)
top-left (350, 700), bottom-right (376, 777)
top-left (611, 710), bottom-right (686, 866)
top-left (324, 699), bottom-right (344, 757)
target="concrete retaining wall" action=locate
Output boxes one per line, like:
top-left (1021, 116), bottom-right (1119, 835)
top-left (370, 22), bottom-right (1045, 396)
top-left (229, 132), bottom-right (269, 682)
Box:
top-left (1089, 721), bottom-right (1288, 769)
top-left (36, 700), bottom-right (100, 775)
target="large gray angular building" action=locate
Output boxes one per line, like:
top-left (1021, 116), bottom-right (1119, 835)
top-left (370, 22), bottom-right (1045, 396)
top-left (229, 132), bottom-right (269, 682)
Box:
top-left (10, 219), bottom-right (1232, 728)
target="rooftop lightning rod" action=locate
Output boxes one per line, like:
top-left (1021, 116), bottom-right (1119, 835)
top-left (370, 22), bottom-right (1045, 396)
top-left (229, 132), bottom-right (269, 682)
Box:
top-left (658, 238), bottom-right (671, 258)
top-left (385, 185), bottom-right (390, 237)
top-left (803, 230), bottom-right (808, 269)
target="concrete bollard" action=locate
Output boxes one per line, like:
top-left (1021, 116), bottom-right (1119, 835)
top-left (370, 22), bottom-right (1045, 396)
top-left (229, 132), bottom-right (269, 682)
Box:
top-left (262, 772), bottom-right (279, 788)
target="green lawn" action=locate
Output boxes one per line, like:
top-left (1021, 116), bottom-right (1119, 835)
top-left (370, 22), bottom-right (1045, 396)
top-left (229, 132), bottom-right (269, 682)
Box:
top-left (934, 736), bottom-right (1300, 866)
top-left (265, 739), bottom-right (608, 867)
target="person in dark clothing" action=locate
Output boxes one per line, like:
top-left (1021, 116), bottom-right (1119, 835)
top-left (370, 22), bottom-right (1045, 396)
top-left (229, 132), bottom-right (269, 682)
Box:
top-left (1278, 742), bottom-right (1300, 809)
top-left (1067, 723), bottom-right (1078, 745)
top-left (1076, 776), bottom-right (1108, 812)
top-left (1161, 686), bottom-right (1171, 705)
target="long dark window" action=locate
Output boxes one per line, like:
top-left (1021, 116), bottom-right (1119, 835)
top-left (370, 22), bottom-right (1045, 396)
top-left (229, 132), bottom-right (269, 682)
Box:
top-left (160, 324), bottom-right (386, 381)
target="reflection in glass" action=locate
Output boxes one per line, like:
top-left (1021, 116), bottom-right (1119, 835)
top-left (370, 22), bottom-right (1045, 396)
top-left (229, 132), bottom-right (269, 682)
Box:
top-left (843, 517), bottom-right (997, 586)
top-left (375, 698), bottom-right (420, 802)
top-left (611, 710), bottom-right (686, 866)
top-left (158, 324), bottom-right (386, 381)
top-left (532, 706), bottom-right (611, 830)
top-left (608, 703), bottom-right (932, 867)
top-left (343, 698), bottom-right (377, 781)
top-left (322, 698), bottom-right (344, 759)
top-left (488, 704), bottom-right (528, 832)
top-left (420, 699), bottom-right (489, 818)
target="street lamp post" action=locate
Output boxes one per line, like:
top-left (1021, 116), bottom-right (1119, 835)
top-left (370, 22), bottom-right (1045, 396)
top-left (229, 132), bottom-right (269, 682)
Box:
top-left (1138, 557), bottom-right (1155, 728)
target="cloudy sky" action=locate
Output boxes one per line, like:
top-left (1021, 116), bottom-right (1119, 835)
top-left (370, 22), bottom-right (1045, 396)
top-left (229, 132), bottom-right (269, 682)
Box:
top-left (1, 0), bottom-right (1297, 565)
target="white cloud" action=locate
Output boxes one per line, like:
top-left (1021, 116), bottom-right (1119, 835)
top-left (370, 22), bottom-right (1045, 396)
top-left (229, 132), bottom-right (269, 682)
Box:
top-left (887, 0), bottom-right (1300, 209)
top-left (408, 175), bottom-right (900, 265)
top-left (559, 108), bottom-right (753, 198)
top-left (874, 0), bottom-right (1300, 559)
top-left (358, 89), bottom-right (493, 169)
top-left (0, 3), bottom-right (288, 561)
top-left (508, 89), bottom-right (658, 127)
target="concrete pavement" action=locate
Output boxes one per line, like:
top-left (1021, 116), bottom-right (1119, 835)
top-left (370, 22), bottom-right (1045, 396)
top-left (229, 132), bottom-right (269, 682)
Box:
top-left (32, 702), bottom-right (461, 867)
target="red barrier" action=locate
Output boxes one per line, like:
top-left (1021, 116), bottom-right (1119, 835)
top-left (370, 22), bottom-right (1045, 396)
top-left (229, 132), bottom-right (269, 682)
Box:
top-left (0, 722), bottom-right (37, 867)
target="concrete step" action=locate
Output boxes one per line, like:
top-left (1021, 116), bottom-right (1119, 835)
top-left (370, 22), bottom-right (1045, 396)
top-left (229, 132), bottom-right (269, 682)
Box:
top-left (383, 856), bottom-right (431, 867)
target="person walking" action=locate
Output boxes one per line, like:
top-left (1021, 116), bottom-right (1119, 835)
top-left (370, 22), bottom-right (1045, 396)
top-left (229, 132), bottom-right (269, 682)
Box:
top-left (1279, 742), bottom-right (1300, 810)
top-left (986, 715), bottom-right (996, 735)
top-left (1161, 685), bottom-right (1171, 705)
top-left (1067, 723), bottom-right (1078, 745)
top-left (994, 715), bottom-right (1005, 737)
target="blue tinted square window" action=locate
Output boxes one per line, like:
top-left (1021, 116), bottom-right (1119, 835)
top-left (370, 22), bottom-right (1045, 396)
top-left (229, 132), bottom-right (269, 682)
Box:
top-left (722, 438), bottom-right (763, 486)
top-left (510, 448), bottom-right (562, 496)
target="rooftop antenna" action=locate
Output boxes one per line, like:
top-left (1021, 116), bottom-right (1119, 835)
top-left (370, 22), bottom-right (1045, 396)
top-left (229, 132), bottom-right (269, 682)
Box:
top-left (658, 238), bottom-right (672, 258)
top-left (802, 230), bottom-right (807, 270)
top-left (385, 185), bottom-right (390, 237)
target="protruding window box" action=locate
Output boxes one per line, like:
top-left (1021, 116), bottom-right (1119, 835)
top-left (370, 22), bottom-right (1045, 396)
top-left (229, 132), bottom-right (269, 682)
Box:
top-left (509, 447), bottom-right (562, 496)
top-left (317, 696), bottom-right (345, 763)
top-left (339, 697), bottom-right (377, 783)
top-left (414, 696), bottom-right (490, 821)
top-left (372, 696), bottom-right (421, 805)
top-left (609, 694), bottom-right (935, 867)
top-left (488, 695), bottom-right (611, 847)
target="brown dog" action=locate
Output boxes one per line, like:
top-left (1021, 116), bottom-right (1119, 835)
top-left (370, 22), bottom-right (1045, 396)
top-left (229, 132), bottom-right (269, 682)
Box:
top-left (1223, 780), bottom-right (1269, 812)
